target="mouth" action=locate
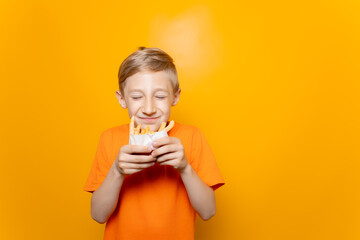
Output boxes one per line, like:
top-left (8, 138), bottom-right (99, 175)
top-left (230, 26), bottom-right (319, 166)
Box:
top-left (138, 117), bottom-right (160, 123)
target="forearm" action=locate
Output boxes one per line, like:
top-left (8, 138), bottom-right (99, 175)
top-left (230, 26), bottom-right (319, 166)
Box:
top-left (91, 161), bottom-right (124, 224)
top-left (180, 164), bottom-right (216, 220)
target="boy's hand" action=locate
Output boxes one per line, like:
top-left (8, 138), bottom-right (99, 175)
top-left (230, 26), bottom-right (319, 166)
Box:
top-left (151, 137), bottom-right (189, 172)
top-left (115, 145), bottom-right (156, 175)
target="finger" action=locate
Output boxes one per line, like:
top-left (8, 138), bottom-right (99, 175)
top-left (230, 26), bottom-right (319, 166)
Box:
top-left (121, 154), bottom-right (155, 163)
top-left (152, 137), bottom-right (179, 148)
top-left (122, 168), bottom-right (143, 175)
top-left (122, 145), bottom-right (152, 154)
top-left (119, 162), bottom-right (155, 170)
top-left (152, 137), bottom-right (170, 147)
top-left (158, 159), bottom-right (179, 169)
top-left (152, 144), bottom-right (180, 157)
top-left (156, 152), bottom-right (179, 163)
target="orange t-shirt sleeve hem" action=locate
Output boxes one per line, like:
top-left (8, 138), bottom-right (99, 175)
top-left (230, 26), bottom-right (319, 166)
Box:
top-left (83, 131), bottom-right (112, 194)
top-left (211, 182), bottom-right (225, 191)
top-left (83, 183), bottom-right (102, 193)
top-left (190, 127), bottom-right (225, 191)
top-left (202, 176), bottom-right (225, 191)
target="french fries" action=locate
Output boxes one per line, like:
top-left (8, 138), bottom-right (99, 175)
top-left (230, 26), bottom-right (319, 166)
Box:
top-left (129, 116), bottom-right (135, 135)
top-left (129, 117), bottom-right (175, 135)
top-left (158, 122), bottom-right (166, 132)
top-left (164, 120), bottom-right (174, 132)
top-left (134, 124), bottom-right (141, 135)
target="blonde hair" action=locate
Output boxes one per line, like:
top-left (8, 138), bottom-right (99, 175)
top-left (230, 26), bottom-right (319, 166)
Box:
top-left (118, 47), bottom-right (179, 94)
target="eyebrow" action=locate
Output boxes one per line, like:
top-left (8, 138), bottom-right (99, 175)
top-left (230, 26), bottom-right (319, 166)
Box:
top-left (129, 89), bottom-right (143, 93)
top-left (129, 88), bottom-right (168, 93)
top-left (153, 88), bottom-right (168, 92)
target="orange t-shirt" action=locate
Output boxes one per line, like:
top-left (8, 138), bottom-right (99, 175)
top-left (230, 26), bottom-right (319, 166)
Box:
top-left (84, 122), bottom-right (225, 240)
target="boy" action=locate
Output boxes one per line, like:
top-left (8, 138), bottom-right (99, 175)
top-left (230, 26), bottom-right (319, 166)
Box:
top-left (84, 47), bottom-right (224, 240)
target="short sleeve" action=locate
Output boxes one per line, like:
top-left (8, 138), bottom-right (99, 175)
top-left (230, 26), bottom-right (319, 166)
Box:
top-left (83, 131), bottom-right (112, 193)
top-left (190, 128), bottom-right (225, 190)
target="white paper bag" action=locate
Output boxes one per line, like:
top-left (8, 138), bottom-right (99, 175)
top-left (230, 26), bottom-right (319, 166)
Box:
top-left (129, 130), bottom-right (168, 150)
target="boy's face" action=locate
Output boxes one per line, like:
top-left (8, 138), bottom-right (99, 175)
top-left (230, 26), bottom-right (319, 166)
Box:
top-left (116, 70), bottom-right (181, 132)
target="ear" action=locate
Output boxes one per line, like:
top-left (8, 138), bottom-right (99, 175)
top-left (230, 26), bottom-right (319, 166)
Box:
top-left (116, 90), bottom-right (127, 109)
top-left (172, 88), bottom-right (181, 106)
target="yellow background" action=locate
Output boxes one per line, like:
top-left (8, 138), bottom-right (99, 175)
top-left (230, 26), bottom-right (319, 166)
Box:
top-left (1, 0), bottom-right (359, 239)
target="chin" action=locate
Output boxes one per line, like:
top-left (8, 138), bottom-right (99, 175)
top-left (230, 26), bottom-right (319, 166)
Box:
top-left (151, 125), bottom-right (160, 132)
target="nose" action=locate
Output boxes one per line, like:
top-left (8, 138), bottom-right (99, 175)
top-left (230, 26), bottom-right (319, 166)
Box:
top-left (142, 98), bottom-right (156, 115)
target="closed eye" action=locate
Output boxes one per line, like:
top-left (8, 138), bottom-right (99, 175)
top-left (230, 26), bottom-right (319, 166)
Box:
top-left (155, 96), bottom-right (167, 99)
top-left (131, 96), bottom-right (142, 100)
